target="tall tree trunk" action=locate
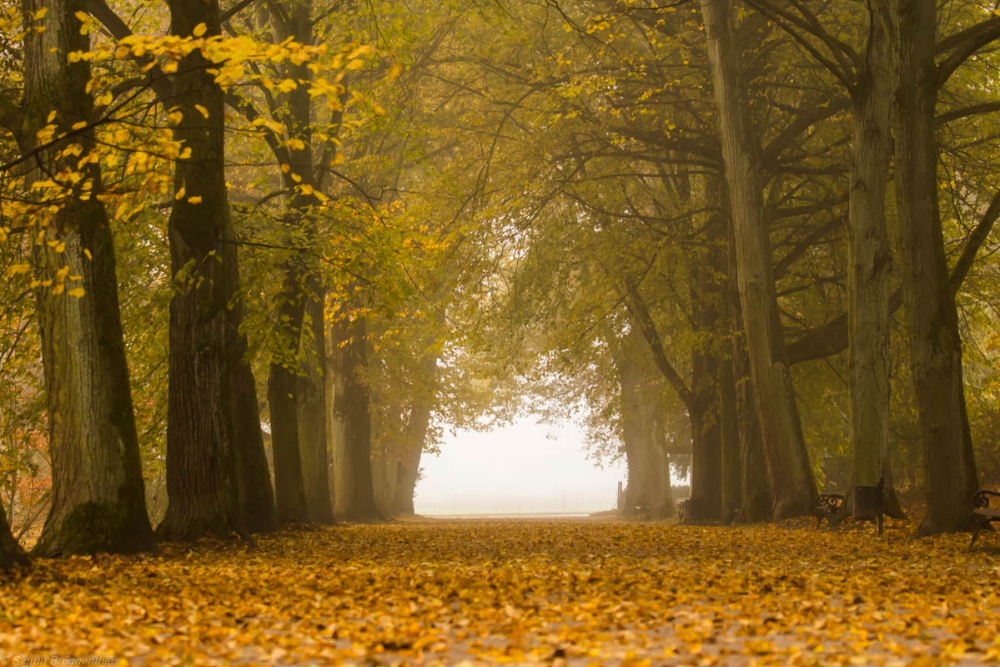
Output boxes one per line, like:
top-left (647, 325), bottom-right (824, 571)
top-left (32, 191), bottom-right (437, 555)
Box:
top-left (686, 190), bottom-right (727, 523)
top-left (372, 450), bottom-right (398, 517)
top-left (158, 0), bottom-right (244, 541)
top-left (299, 290), bottom-right (334, 523)
top-left (331, 310), bottom-right (381, 520)
top-left (234, 350), bottom-right (277, 534)
top-left (391, 341), bottom-right (439, 516)
top-left (646, 390), bottom-right (676, 520)
top-left (699, 0), bottom-right (817, 519)
top-left (688, 361), bottom-right (721, 522)
top-left (393, 444), bottom-right (424, 516)
top-left (729, 205), bottom-right (773, 523)
top-left (847, 0), bottom-right (894, 500)
top-left (618, 338), bottom-right (648, 518)
top-left (733, 328), bottom-right (773, 522)
top-left (264, 0), bottom-right (320, 526)
top-left (894, 0), bottom-right (978, 534)
top-left (719, 341), bottom-right (742, 523)
top-left (617, 330), bottom-right (675, 519)
top-left (391, 403), bottom-right (433, 517)
top-left (22, 0), bottom-right (154, 556)
top-left (0, 501), bottom-right (28, 569)
top-left (268, 273), bottom-right (310, 525)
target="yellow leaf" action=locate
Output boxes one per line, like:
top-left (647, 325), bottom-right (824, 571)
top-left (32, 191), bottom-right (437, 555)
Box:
top-left (68, 287), bottom-right (86, 298)
top-left (192, 22), bottom-right (207, 37)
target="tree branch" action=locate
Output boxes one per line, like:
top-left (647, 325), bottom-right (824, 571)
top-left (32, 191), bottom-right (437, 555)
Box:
top-left (85, 0), bottom-right (174, 105)
top-left (623, 279), bottom-right (694, 408)
top-left (936, 16), bottom-right (1000, 87)
top-left (935, 100), bottom-right (1000, 125)
top-left (761, 98), bottom-right (849, 167)
top-left (949, 189), bottom-right (1000, 294)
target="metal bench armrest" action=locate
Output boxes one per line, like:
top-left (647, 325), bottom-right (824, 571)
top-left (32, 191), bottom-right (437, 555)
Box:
top-left (974, 489), bottom-right (1000, 509)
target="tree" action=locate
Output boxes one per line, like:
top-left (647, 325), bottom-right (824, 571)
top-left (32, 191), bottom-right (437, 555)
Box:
top-left (18, 0), bottom-right (154, 556)
top-left (744, 0), bottom-right (902, 517)
top-left (893, 0), bottom-right (983, 534)
top-left (156, 0), bottom-right (263, 540)
top-left (698, 0), bottom-right (817, 519)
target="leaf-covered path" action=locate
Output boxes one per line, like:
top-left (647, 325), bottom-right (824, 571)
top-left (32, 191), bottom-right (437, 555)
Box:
top-left (1, 520), bottom-right (999, 666)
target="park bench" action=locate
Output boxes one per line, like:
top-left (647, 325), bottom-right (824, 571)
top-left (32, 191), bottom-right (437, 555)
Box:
top-left (970, 489), bottom-right (1000, 549)
top-left (677, 499), bottom-right (689, 522)
top-left (852, 479), bottom-right (885, 535)
top-left (813, 478), bottom-right (885, 534)
top-left (814, 493), bottom-right (844, 528)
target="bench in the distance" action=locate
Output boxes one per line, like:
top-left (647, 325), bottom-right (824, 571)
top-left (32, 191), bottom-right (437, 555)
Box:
top-left (814, 493), bottom-right (845, 528)
top-left (971, 490), bottom-right (1000, 549)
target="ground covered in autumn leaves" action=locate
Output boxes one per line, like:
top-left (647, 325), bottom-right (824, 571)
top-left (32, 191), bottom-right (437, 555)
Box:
top-left (2, 520), bottom-right (1000, 666)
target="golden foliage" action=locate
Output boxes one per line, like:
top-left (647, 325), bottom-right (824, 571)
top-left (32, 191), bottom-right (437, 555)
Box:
top-left (1, 521), bottom-right (999, 665)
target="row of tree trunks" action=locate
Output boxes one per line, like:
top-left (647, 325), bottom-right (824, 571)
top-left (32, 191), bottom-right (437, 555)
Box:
top-left (699, 0), bottom-right (817, 520)
top-left (21, 0), bottom-right (154, 556)
top-left (266, 0), bottom-right (321, 527)
top-left (894, 0), bottom-right (978, 534)
top-left (262, 0), bottom-right (345, 527)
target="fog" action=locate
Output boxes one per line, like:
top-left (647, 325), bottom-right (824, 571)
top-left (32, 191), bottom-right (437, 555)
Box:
top-left (414, 417), bottom-right (626, 516)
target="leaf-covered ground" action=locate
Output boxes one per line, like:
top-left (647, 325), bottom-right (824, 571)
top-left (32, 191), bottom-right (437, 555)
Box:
top-left (1, 519), bottom-right (999, 666)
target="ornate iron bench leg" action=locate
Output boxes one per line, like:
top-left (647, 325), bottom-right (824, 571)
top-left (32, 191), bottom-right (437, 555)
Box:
top-left (970, 515), bottom-right (990, 550)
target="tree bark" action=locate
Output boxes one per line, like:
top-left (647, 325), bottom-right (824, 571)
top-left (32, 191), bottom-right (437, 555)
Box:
top-left (845, 0), bottom-right (897, 512)
top-left (158, 0), bottom-right (245, 541)
top-left (727, 221), bottom-right (773, 523)
top-left (22, 0), bottom-right (154, 556)
top-left (391, 401), bottom-right (434, 517)
top-left (233, 351), bottom-right (277, 534)
top-left (268, 272), bottom-right (310, 526)
top-left (894, 0), bottom-right (978, 534)
top-left (686, 187), bottom-right (727, 523)
top-left (264, 0), bottom-right (323, 527)
top-left (699, 0), bottom-right (817, 520)
top-left (393, 443), bottom-right (424, 516)
top-left (391, 340), bottom-right (439, 516)
top-left (617, 329), bottom-right (675, 520)
top-left (719, 323), bottom-right (742, 523)
top-left (298, 290), bottom-right (335, 523)
top-left (0, 501), bottom-right (28, 569)
top-left (331, 310), bottom-right (382, 520)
